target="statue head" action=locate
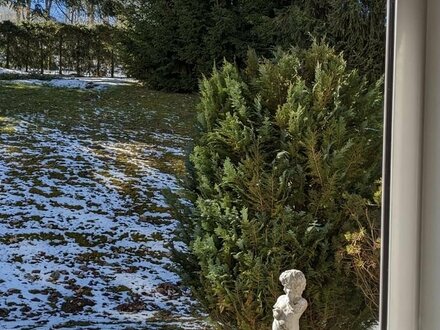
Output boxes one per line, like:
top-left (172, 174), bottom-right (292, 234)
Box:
top-left (279, 269), bottom-right (306, 302)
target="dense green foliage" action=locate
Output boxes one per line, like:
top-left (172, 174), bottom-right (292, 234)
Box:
top-left (122, 0), bottom-right (385, 91)
top-left (0, 21), bottom-right (120, 76)
top-left (171, 43), bottom-right (383, 329)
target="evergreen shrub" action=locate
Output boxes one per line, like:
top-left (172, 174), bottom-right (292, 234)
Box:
top-left (121, 0), bottom-right (386, 92)
top-left (172, 43), bottom-right (383, 329)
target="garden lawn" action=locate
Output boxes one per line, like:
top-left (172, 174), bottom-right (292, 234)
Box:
top-left (0, 83), bottom-right (206, 329)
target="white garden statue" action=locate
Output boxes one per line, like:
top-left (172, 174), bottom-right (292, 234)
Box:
top-left (272, 269), bottom-right (308, 330)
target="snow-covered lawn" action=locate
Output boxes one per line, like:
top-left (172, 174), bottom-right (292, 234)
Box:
top-left (0, 84), bottom-right (206, 329)
top-left (0, 68), bottom-right (29, 75)
top-left (0, 67), bottom-right (137, 90)
top-left (1, 77), bottom-right (137, 90)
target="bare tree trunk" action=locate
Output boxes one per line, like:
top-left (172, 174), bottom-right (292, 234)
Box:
top-left (40, 41), bottom-right (44, 75)
top-left (76, 7), bottom-right (80, 24)
top-left (76, 37), bottom-right (81, 75)
top-left (15, 6), bottom-right (25, 23)
top-left (25, 39), bottom-right (29, 72)
top-left (87, 2), bottom-right (95, 25)
top-left (67, 6), bottom-right (77, 24)
top-left (87, 42), bottom-right (92, 76)
top-left (45, 0), bottom-right (53, 18)
top-left (66, 7), bottom-right (72, 23)
top-left (25, 0), bottom-right (32, 21)
top-left (111, 49), bottom-right (115, 78)
top-left (5, 34), bottom-right (10, 69)
top-left (15, 7), bottom-right (21, 23)
top-left (57, 1), bottom-right (72, 23)
top-left (96, 49), bottom-right (101, 77)
top-left (58, 34), bottom-right (63, 74)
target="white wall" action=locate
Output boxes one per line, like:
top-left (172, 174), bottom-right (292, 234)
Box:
top-left (420, 0), bottom-right (440, 328)
top-left (386, 0), bottom-right (440, 329)
top-left (384, 0), bottom-right (426, 328)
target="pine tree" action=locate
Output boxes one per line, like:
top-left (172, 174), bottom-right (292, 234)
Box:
top-left (171, 43), bottom-right (383, 329)
top-left (272, 0), bottom-right (386, 82)
top-left (121, 0), bottom-right (385, 91)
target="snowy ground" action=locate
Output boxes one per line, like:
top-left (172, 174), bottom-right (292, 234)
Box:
top-left (1, 77), bottom-right (137, 90)
top-left (0, 68), bottom-right (29, 75)
top-left (0, 84), bottom-right (207, 329)
top-left (0, 67), bottom-right (136, 90)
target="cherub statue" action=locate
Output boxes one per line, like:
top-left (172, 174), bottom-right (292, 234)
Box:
top-left (272, 269), bottom-right (308, 330)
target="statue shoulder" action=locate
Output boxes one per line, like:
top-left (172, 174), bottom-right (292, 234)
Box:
top-left (297, 297), bottom-right (308, 313)
top-left (273, 295), bottom-right (288, 308)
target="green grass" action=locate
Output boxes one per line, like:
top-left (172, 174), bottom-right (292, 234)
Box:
top-left (0, 83), bottom-right (198, 177)
top-left (0, 83), bottom-right (198, 138)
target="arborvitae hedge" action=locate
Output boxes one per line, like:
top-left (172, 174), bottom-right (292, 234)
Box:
top-left (171, 43), bottom-right (383, 329)
top-left (0, 20), bottom-right (120, 76)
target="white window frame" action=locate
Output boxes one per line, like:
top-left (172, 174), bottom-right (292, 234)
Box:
top-left (382, 0), bottom-right (440, 329)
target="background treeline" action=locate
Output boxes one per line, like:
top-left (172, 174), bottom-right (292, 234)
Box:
top-left (0, 20), bottom-right (121, 76)
top-left (122, 0), bottom-right (386, 91)
top-left (0, 0), bottom-right (121, 24)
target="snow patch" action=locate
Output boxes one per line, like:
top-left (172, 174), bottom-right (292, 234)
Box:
top-left (0, 110), bottom-right (205, 328)
top-left (1, 77), bottom-right (137, 90)
top-left (0, 67), bottom-right (29, 75)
